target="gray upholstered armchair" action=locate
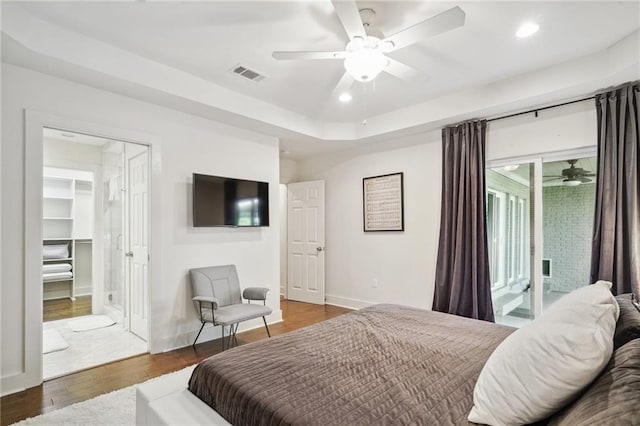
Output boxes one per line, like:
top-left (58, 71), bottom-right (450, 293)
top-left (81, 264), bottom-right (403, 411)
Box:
top-left (190, 265), bottom-right (272, 349)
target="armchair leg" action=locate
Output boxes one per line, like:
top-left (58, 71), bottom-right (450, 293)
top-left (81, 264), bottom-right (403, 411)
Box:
top-left (231, 323), bottom-right (239, 347)
top-left (262, 317), bottom-right (271, 338)
top-left (193, 322), bottom-right (206, 347)
top-left (221, 325), bottom-right (226, 351)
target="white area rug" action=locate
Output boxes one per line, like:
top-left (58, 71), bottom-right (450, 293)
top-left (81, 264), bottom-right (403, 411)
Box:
top-left (43, 317), bottom-right (147, 380)
top-left (42, 329), bottom-right (69, 354)
top-left (12, 365), bottom-right (196, 426)
top-left (68, 315), bottom-right (116, 332)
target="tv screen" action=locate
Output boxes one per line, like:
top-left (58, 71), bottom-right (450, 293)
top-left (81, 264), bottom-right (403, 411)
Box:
top-left (193, 173), bottom-right (269, 227)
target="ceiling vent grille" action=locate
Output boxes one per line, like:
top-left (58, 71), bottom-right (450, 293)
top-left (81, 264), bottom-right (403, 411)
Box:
top-left (230, 64), bottom-right (266, 82)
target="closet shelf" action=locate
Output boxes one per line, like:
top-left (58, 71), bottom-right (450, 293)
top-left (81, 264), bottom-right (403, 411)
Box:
top-left (43, 278), bottom-right (74, 284)
top-left (43, 167), bottom-right (94, 302)
top-left (43, 196), bottom-right (73, 200)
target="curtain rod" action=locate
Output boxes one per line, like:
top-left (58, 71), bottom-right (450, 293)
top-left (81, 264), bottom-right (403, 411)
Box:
top-left (487, 96), bottom-right (595, 123)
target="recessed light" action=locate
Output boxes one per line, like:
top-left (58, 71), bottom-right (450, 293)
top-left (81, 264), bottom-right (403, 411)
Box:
top-left (338, 92), bottom-right (352, 103)
top-left (60, 132), bottom-right (76, 138)
top-left (516, 22), bottom-right (539, 38)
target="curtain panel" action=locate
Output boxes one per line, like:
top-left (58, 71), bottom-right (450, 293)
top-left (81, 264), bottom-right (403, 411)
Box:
top-left (591, 82), bottom-right (640, 296)
top-left (433, 120), bottom-right (494, 322)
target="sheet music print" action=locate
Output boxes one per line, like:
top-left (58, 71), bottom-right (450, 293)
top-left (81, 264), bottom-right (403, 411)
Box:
top-left (364, 174), bottom-right (403, 231)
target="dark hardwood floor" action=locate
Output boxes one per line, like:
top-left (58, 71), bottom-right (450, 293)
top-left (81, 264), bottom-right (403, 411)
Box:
top-left (1, 298), bottom-right (351, 426)
top-left (43, 296), bottom-right (92, 322)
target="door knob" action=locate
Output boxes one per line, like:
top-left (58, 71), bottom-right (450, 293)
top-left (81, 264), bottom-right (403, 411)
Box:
top-left (125, 251), bottom-right (133, 257)
top-left (316, 247), bottom-right (324, 252)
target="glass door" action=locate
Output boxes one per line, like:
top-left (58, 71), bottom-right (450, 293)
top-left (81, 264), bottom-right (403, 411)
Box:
top-left (486, 162), bottom-right (538, 327)
top-left (102, 141), bottom-right (126, 319)
top-left (487, 151), bottom-right (597, 327)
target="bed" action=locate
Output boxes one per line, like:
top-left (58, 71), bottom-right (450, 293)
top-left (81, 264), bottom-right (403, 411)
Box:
top-left (136, 297), bottom-right (640, 426)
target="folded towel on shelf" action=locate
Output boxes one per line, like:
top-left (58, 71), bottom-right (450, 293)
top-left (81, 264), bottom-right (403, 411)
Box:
top-left (43, 244), bottom-right (69, 259)
top-left (43, 271), bottom-right (73, 282)
top-left (42, 263), bottom-right (72, 273)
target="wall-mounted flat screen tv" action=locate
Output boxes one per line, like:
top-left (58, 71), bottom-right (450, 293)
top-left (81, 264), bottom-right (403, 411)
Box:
top-left (193, 173), bottom-right (269, 227)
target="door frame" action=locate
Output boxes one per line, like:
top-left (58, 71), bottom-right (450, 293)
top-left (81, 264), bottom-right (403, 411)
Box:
top-left (486, 146), bottom-right (597, 321)
top-left (21, 110), bottom-right (160, 390)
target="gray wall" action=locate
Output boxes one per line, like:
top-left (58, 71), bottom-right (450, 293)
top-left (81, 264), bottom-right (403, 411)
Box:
top-left (543, 184), bottom-right (595, 292)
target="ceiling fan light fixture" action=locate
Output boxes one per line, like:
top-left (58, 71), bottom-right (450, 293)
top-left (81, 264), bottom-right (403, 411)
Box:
top-left (344, 37), bottom-right (389, 82)
top-left (380, 40), bottom-right (395, 53)
top-left (562, 179), bottom-right (581, 187)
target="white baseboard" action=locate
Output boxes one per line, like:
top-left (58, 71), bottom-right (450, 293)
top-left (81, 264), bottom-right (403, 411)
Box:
top-left (280, 284), bottom-right (285, 296)
top-left (325, 294), bottom-right (375, 310)
top-left (1, 372), bottom-right (25, 397)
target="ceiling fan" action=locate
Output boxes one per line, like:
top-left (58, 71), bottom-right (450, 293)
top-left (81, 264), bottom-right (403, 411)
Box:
top-left (544, 159), bottom-right (596, 186)
top-left (272, 1), bottom-right (466, 98)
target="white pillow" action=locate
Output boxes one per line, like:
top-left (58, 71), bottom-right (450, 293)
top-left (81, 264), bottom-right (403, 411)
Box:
top-left (468, 281), bottom-right (619, 426)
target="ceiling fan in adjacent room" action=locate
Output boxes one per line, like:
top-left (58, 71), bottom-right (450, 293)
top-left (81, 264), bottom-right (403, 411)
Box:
top-left (543, 159), bottom-right (596, 186)
top-left (272, 0), bottom-right (466, 98)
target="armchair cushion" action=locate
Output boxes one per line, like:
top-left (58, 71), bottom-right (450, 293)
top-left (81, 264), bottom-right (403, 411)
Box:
top-left (243, 287), bottom-right (269, 301)
top-left (203, 303), bottom-right (272, 326)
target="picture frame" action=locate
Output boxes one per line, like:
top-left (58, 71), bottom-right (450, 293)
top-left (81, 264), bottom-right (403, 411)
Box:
top-left (362, 172), bottom-right (404, 232)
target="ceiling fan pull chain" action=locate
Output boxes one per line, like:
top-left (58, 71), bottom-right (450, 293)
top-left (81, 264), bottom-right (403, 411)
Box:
top-left (361, 81), bottom-right (369, 126)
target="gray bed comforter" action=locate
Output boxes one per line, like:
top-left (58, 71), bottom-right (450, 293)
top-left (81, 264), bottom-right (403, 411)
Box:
top-left (188, 304), bottom-right (514, 426)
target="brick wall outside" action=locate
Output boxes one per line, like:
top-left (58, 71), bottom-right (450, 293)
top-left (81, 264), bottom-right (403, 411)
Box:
top-left (543, 184), bottom-right (596, 292)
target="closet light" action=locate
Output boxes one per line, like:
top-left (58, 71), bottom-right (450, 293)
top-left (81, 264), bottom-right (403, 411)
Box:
top-left (516, 22), bottom-right (539, 38)
top-left (339, 92), bottom-right (353, 103)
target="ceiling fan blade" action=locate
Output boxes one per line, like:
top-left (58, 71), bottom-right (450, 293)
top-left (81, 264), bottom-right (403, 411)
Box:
top-left (272, 51), bottom-right (346, 60)
top-left (330, 71), bottom-right (355, 100)
top-left (383, 58), bottom-right (428, 84)
top-left (579, 177), bottom-right (593, 183)
top-left (382, 6), bottom-right (465, 52)
top-left (331, 0), bottom-right (366, 40)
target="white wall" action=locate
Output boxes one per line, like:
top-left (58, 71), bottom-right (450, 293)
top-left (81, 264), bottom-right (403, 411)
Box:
top-left (1, 63), bottom-right (282, 394)
top-left (279, 157), bottom-right (298, 184)
top-left (296, 101), bottom-right (597, 310)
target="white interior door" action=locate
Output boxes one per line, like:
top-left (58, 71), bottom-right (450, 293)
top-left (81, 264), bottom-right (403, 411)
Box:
top-left (127, 149), bottom-right (149, 341)
top-left (287, 180), bottom-right (325, 305)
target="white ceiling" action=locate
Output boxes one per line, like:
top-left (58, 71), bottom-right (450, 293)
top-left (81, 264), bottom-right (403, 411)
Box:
top-left (2, 2), bottom-right (639, 159)
top-left (12, 1), bottom-right (640, 124)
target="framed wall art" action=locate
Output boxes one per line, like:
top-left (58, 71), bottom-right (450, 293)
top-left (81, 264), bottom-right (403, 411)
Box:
top-left (362, 172), bottom-right (404, 232)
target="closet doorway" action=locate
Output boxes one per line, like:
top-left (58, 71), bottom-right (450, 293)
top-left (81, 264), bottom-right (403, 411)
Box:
top-left (41, 128), bottom-right (150, 380)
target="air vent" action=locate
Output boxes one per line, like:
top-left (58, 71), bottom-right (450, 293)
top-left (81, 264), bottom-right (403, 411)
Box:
top-left (230, 64), bottom-right (266, 82)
